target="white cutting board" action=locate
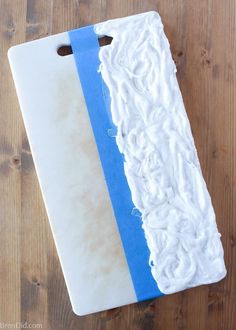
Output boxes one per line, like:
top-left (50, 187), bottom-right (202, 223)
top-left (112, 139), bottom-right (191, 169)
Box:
top-left (8, 31), bottom-right (137, 316)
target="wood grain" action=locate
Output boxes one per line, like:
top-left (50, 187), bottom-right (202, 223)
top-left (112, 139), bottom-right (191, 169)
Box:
top-left (0, 0), bottom-right (235, 329)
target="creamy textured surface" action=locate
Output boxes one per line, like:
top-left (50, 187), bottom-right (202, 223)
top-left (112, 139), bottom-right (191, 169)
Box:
top-left (95, 11), bottom-right (226, 294)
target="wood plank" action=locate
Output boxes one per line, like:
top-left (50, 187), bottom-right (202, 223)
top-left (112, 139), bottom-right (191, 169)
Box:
top-left (0, 0), bottom-right (26, 324)
top-left (0, 0), bottom-right (235, 329)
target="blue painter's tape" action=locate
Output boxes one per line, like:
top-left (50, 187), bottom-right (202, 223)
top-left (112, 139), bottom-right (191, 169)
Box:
top-left (69, 25), bottom-right (163, 301)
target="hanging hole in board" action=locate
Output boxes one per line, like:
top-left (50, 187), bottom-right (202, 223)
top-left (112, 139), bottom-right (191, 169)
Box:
top-left (57, 36), bottom-right (113, 56)
top-left (98, 36), bottom-right (113, 47)
top-left (57, 45), bottom-right (73, 56)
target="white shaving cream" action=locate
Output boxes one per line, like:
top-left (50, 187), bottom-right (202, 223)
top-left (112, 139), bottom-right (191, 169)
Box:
top-left (95, 11), bottom-right (226, 294)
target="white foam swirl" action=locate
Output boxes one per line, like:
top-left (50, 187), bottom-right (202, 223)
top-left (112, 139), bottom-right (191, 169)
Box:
top-left (95, 11), bottom-right (226, 294)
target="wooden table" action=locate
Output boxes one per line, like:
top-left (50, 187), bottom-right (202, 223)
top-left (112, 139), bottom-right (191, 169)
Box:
top-left (0, 1), bottom-right (235, 329)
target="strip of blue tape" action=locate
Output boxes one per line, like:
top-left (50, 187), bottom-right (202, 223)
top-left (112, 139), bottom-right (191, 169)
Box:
top-left (69, 25), bottom-right (163, 301)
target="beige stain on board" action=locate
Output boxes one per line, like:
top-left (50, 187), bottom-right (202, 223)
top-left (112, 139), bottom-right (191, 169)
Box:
top-left (53, 59), bottom-right (131, 293)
